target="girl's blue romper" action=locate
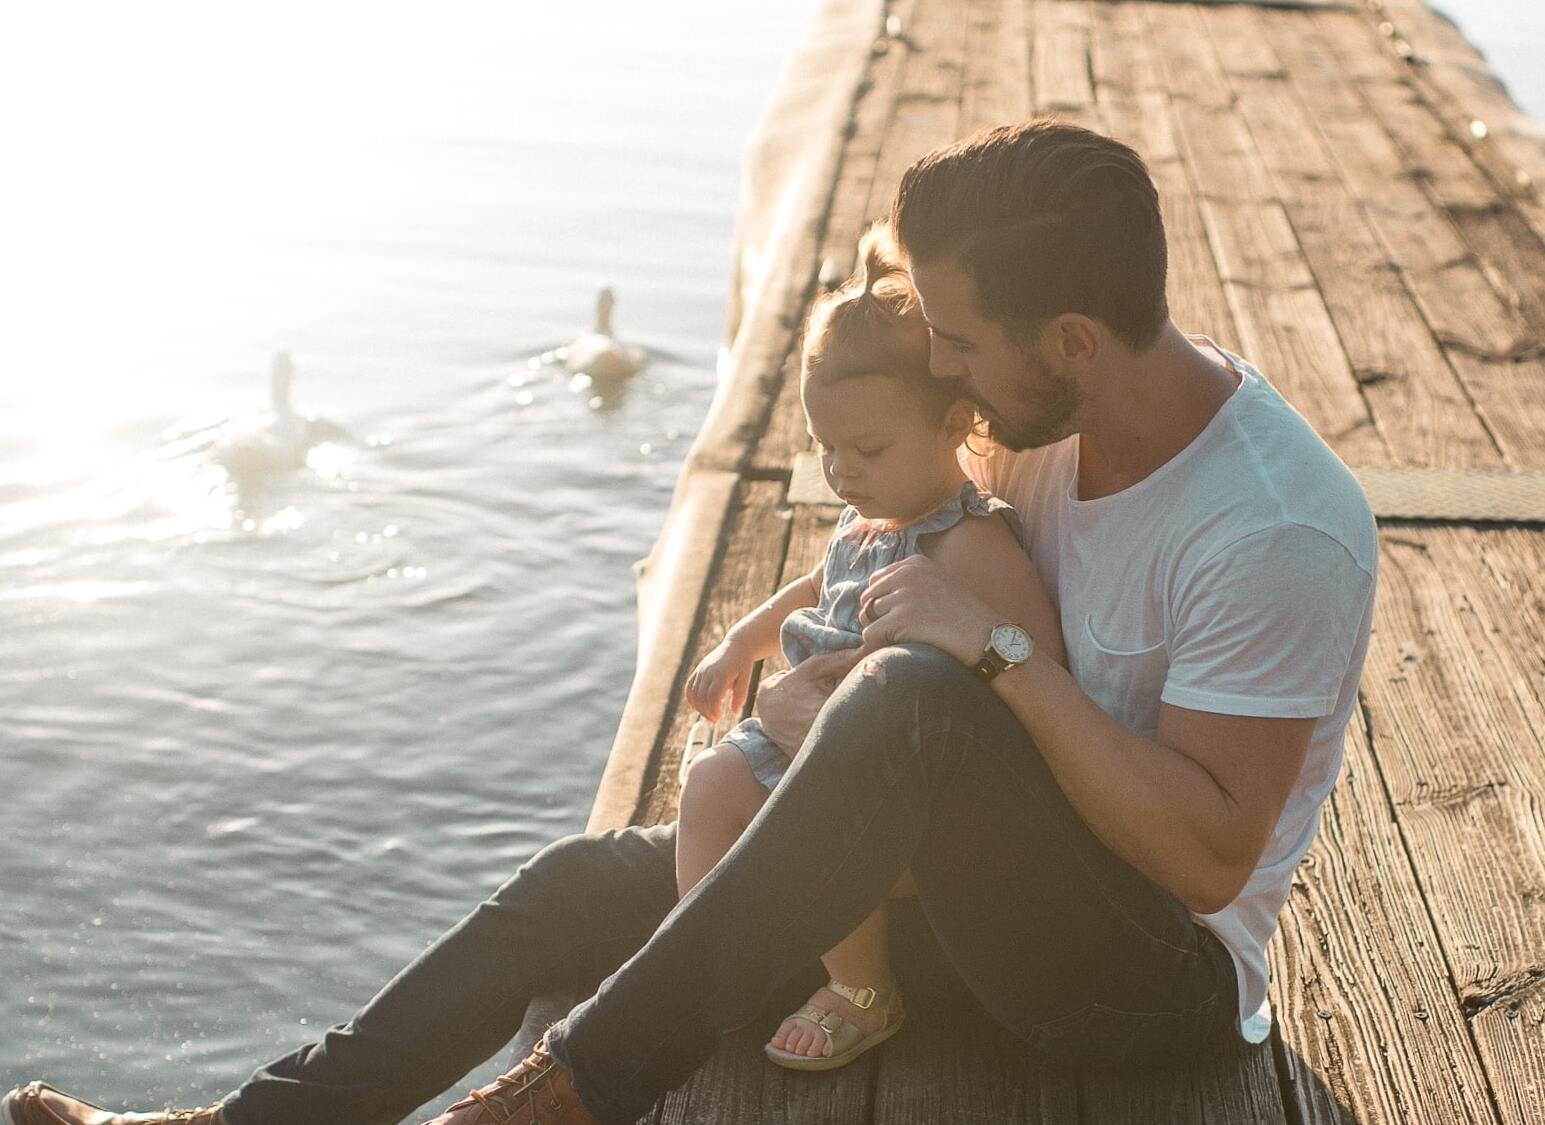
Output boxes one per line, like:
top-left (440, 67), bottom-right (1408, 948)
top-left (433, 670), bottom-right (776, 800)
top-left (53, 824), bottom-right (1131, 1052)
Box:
top-left (723, 480), bottom-right (1010, 789)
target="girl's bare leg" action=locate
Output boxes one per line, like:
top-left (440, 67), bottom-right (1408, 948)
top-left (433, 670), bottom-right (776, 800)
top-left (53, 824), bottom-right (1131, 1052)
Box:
top-left (769, 904), bottom-right (896, 1058)
top-left (675, 745), bottom-right (770, 898)
top-left (680, 745), bottom-right (906, 1059)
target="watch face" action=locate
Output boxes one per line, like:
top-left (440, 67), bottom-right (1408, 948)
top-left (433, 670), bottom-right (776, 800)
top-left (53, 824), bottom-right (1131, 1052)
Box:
top-left (991, 624), bottom-right (1032, 663)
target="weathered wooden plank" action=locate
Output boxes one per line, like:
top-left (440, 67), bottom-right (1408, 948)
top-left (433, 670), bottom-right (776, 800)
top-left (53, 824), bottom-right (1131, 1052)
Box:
top-left (1031, 0), bottom-right (1099, 131)
top-left (1361, 528), bottom-right (1545, 975)
top-left (1357, 528), bottom-right (1545, 1123)
top-left (1467, 947), bottom-right (1545, 1124)
top-left (1374, 0), bottom-right (1545, 248)
top-left (1201, 2), bottom-right (1500, 470)
top-left (635, 480), bottom-right (793, 826)
top-left (1087, 0), bottom-right (1178, 165)
top-left (1281, 12), bottom-right (1520, 356)
top-left (1274, 10), bottom-right (1545, 472)
top-left (1320, 5), bottom-right (1545, 358)
top-left (1446, 204), bottom-right (1545, 345)
top-left (1143, 2), bottom-right (1388, 467)
top-left (1469, 528), bottom-right (1545, 707)
top-left (1077, 1041), bottom-right (1287, 1125)
top-left (1346, 59), bottom-right (1497, 214)
top-left (958, 0), bottom-right (1032, 137)
top-left (655, 1023), bottom-right (875, 1125)
top-left (872, 1012), bottom-right (1079, 1124)
top-left (861, 0), bottom-right (969, 222)
top-left (755, 350), bottom-right (811, 479)
top-left (1339, 10), bottom-right (1545, 338)
top-left (1142, 0), bottom-right (1236, 113)
top-left (1088, 1), bottom-right (1240, 352)
top-left (825, 0), bottom-right (919, 277)
top-left (1267, 693), bottom-right (1502, 1124)
top-left (1415, 528), bottom-right (1545, 1123)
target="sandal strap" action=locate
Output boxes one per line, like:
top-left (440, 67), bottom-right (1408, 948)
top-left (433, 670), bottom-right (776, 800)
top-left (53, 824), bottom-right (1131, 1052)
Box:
top-left (826, 978), bottom-right (881, 1010)
top-left (792, 1003), bottom-right (847, 1035)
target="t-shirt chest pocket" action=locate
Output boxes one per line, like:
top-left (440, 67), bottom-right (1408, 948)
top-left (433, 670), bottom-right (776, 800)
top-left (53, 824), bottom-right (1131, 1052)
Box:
top-left (1078, 614), bottom-right (1170, 737)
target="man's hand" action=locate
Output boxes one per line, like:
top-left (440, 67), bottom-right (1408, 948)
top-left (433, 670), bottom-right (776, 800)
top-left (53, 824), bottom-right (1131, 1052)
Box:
top-left (754, 647), bottom-right (866, 755)
top-left (859, 555), bottom-right (997, 665)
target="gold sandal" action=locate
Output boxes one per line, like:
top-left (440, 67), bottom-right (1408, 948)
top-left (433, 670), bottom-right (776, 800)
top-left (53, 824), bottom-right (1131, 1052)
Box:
top-left (763, 979), bottom-right (905, 1071)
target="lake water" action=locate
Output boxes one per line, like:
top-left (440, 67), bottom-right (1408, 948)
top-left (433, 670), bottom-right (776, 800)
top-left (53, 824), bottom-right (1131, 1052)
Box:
top-left (0, 0), bottom-right (1540, 1115)
top-left (0, 0), bottom-right (822, 1112)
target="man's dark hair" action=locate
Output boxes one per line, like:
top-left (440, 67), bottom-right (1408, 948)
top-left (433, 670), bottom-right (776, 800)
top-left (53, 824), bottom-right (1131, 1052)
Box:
top-left (891, 119), bottom-right (1168, 351)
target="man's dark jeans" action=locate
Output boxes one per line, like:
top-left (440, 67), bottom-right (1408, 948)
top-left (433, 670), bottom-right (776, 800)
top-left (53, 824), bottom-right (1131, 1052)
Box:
top-left (222, 645), bottom-right (1238, 1125)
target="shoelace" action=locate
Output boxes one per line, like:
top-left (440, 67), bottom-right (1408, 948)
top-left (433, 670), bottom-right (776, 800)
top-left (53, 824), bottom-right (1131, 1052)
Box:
top-left (459, 1048), bottom-right (565, 1124)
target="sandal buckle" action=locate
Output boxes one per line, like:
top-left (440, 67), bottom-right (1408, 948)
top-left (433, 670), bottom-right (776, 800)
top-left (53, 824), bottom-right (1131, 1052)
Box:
top-left (828, 980), bottom-right (878, 1009)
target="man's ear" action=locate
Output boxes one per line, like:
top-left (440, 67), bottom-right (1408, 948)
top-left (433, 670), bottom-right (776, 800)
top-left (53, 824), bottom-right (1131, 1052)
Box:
top-left (943, 398), bottom-right (977, 445)
top-left (1050, 314), bottom-right (1101, 369)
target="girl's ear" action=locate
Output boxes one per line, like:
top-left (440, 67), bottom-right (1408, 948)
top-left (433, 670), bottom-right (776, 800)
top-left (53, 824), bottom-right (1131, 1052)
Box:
top-left (942, 398), bottom-right (976, 445)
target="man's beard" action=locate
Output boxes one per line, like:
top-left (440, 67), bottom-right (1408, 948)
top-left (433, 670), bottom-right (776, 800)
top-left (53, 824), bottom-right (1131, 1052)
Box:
top-left (970, 355), bottom-right (1080, 452)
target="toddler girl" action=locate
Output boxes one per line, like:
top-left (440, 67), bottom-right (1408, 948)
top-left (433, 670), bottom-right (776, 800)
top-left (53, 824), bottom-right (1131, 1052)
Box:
top-left (675, 223), bottom-right (1066, 1070)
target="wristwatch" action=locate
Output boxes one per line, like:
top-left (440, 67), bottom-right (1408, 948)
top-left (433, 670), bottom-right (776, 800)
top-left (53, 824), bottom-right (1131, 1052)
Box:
top-left (974, 623), bottom-right (1034, 683)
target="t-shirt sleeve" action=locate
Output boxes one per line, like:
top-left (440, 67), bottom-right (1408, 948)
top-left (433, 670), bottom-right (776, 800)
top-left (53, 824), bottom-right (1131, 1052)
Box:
top-left (1161, 522), bottom-right (1375, 719)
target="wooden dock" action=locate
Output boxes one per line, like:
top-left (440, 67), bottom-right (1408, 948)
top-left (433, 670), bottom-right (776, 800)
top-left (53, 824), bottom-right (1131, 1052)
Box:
top-left (581, 1), bottom-right (1545, 1119)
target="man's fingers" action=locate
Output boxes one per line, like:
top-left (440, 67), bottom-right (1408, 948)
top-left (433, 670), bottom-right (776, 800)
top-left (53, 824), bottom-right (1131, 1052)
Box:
top-left (860, 589), bottom-right (890, 625)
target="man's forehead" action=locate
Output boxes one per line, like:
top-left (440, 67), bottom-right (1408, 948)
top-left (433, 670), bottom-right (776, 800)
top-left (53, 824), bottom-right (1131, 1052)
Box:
top-left (909, 259), bottom-right (979, 329)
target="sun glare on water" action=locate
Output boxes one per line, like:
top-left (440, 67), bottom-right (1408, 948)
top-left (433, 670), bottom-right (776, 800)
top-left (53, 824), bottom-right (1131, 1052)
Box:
top-left (0, 4), bottom-right (507, 541)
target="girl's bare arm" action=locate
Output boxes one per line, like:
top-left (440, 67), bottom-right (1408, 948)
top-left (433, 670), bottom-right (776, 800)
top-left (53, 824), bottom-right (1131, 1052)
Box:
top-left (685, 560), bottom-right (824, 722)
top-left (725, 560), bottom-right (824, 661)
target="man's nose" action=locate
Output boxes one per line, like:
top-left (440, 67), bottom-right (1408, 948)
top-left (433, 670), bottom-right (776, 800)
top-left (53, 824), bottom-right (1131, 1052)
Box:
top-left (929, 338), bottom-right (968, 380)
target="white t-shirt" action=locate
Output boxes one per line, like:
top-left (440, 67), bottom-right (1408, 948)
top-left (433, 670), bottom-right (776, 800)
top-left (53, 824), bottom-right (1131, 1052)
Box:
top-left (961, 340), bottom-right (1378, 1042)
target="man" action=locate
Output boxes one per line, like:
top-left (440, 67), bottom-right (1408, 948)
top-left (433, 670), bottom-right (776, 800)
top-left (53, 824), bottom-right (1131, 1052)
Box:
top-left (6, 120), bottom-right (1376, 1125)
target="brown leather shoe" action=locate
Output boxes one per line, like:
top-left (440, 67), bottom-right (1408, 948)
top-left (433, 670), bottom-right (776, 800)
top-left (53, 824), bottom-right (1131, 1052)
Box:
top-left (1, 1082), bottom-right (226, 1125)
top-left (417, 1038), bottom-right (603, 1124)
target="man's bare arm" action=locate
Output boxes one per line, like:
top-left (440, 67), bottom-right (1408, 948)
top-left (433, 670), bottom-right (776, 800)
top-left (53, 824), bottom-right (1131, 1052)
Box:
top-left (857, 555), bottom-right (1315, 913)
top-left (991, 655), bottom-right (1314, 913)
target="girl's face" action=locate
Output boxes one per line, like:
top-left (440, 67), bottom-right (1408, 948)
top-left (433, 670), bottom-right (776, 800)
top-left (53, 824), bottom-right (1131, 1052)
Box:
top-left (803, 373), bottom-right (968, 522)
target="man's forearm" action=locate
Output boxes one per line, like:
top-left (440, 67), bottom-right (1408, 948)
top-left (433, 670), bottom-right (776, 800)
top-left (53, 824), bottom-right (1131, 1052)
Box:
top-left (992, 653), bottom-right (1245, 913)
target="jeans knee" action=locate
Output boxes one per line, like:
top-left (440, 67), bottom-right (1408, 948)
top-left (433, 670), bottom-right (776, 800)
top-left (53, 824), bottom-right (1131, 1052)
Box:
top-left (491, 831), bottom-right (596, 908)
top-left (849, 644), bottom-right (973, 707)
top-left (798, 644), bottom-right (983, 786)
top-left (492, 826), bottom-right (673, 913)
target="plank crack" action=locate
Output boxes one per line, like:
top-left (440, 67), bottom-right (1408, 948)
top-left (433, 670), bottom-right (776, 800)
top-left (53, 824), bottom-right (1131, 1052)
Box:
top-left (1460, 968), bottom-right (1545, 1019)
top-left (1407, 777), bottom-right (1509, 811)
top-left (1436, 334), bottom-right (1545, 364)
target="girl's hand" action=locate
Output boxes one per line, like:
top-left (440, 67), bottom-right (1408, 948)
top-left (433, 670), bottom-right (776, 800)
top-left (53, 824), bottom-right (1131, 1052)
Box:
top-left (858, 555), bottom-right (996, 665)
top-left (685, 639), bottom-right (755, 723)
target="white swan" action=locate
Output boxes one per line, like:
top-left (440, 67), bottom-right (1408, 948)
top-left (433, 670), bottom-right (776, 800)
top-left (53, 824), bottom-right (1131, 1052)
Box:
top-left (214, 352), bottom-right (348, 479)
top-left (561, 288), bottom-right (646, 379)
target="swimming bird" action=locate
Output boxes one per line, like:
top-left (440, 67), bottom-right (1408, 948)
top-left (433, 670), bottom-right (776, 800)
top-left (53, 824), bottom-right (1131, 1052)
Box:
top-left (560, 288), bottom-right (646, 379)
top-left (214, 352), bottom-right (348, 479)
